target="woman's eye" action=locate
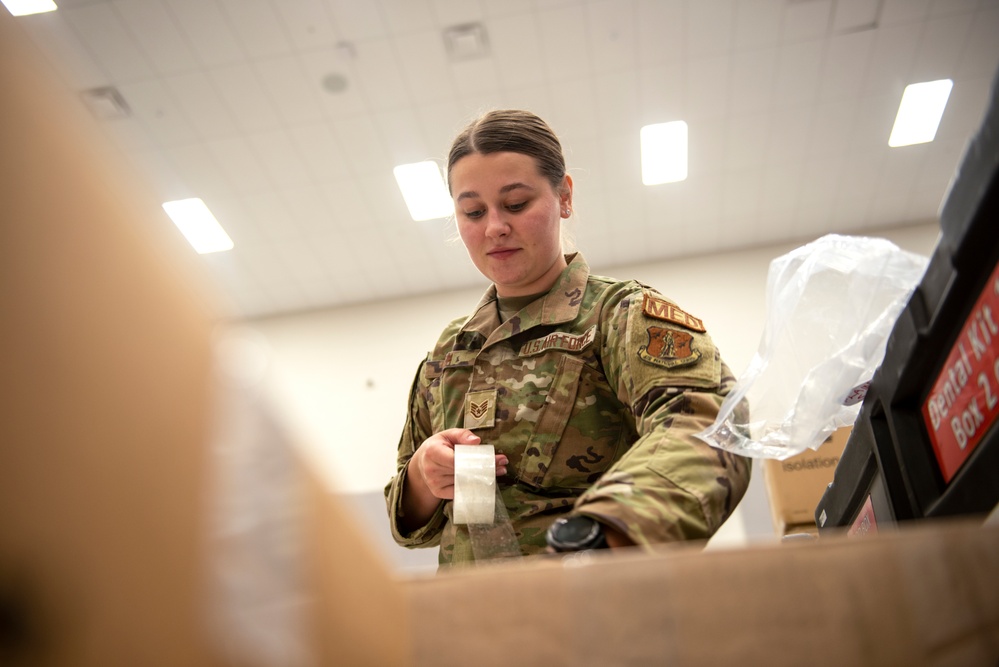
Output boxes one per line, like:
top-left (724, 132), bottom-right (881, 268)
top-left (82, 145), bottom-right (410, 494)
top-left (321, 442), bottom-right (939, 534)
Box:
top-left (464, 209), bottom-right (484, 219)
top-left (507, 202), bottom-right (527, 212)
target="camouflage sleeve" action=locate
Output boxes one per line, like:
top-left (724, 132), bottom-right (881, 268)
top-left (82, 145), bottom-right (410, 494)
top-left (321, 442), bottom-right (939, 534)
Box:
top-left (383, 357), bottom-right (447, 549)
top-left (574, 286), bottom-right (751, 546)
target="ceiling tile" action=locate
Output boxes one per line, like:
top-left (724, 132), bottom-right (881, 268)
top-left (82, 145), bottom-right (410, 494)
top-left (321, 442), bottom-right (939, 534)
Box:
top-left (395, 30), bottom-right (458, 105)
top-left (686, 56), bottom-right (730, 119)
top-left (773, 40), bottom-right (824, 105)
top-left (272, 0), bottom-right (341, 50)
top-left (325, 0), bottom-right (387, 40)
top-left (243, 192), bottom-right (305, 242)
top-left (728, 47), bottom-right (777, 114)
top-left (63, 3), bottom-right (156, 82)
top-left (817, 29), bottom-right (874, 101)
top-left (218, 0), bottom-right (295, 59)
top-left (164, 71), bottom-right (240, 140)
top-left (207, 64), bottom-right (284, 132)
top-left (374, 110), bottom-right (432, 164)
top-left (246, 129), bottom-right (315, 187)
top-left (592, 68), bottom-right (639, 129)
top-left (163, 142), bottom-right (235, 201)
top-left (687, 0), bottom-right (735, 59)
top-left (429, 0), bottom-right (485, 25)
top-left (167, 0), bottom-right (246, 66)
top-left (19, 14), bottom-right (108, 89)
top-left (781, 0), bottom-right (833, 43)
top-left (205, 137), bottom-right (271, 195)
top-left (117, 78), bottom-right (201, 146)
top-left (862, 22), bottom-right (922, 94)
top-left (320, 179), bottom-right (375, 232)
top-left (353, 38), bottom-right (412, 111)
top-left (379, 0), bottom-right (436, 34)
top-left (254, 55), bottom-right (326, 124)
top-left (286, 122), bottom-right (353, 183)
top-left (114, 0), bottom-right (201, 76)
top-left (636, 0), bottom-right (683, 65)
top-left (585, 0), bottom-right (638, 75)
top-left (724, 112), bottom-right (769, 170)
top-left (537, 4), bottom-right (589, 81)
top-left (638, 62), bottom-right (685, 123)
top-left (734, 0), bottom-right (783, 51)
top-left (547, 77), bottom-right (600, 141)
top-left (807, 99), bottom-right (858, 157)
top-left (330, 115), bottom-right (391, 175)
top-left (955, 8), bottom-right (999, 80)
top-left (908, 12), bottom-right (974, 82)
top-left (765, 103), bottom-right (813, 165)
top-left (448, 57), bottom-right (502, 98)
top-left (831, 0), bottom-right (880, 33)
top-left (489, 13), bottom-right (547, 88)
top-left (879, 0), bottom-right (931, 26)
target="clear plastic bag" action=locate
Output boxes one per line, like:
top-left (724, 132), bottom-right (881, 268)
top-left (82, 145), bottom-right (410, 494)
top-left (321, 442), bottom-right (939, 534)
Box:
top-left (696, 234), bottom-right (929, 459)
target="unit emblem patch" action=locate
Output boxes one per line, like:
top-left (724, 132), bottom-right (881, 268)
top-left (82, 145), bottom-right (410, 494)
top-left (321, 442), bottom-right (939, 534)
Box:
top-left (638, 326), bottom-right (702, 369)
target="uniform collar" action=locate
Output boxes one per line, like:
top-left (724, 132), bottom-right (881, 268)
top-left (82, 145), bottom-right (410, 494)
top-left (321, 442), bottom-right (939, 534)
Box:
top-left (457, 253), bottom-right (590, 349)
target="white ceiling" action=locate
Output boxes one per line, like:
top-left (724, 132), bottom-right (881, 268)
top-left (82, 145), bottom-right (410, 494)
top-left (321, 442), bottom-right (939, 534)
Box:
top-left (13, 0), bottom-right (999, 318)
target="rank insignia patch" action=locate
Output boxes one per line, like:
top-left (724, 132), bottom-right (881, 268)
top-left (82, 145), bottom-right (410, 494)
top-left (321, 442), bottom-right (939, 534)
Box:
top-left (642, 293), bottom-right (706, 332)
top-left (638, 326), bottom-right (702, 369)
top-left (463, 389), bottom-right (497, 430)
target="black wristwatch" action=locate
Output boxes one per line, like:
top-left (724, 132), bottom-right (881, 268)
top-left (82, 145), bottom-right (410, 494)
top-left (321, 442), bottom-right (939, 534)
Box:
top-left (546, 515), bottom-right (609, 552)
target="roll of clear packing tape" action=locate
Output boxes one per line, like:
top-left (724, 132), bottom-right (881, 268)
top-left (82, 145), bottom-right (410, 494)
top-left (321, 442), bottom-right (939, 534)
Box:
top-left (453, 444), bottom-right (496, 524)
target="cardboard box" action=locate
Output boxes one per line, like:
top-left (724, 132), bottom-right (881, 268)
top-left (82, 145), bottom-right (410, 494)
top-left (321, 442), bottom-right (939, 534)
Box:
top-left (764, 427), bottom-right (851, 534)
top-left (4, 13), bottom-right (998, 667)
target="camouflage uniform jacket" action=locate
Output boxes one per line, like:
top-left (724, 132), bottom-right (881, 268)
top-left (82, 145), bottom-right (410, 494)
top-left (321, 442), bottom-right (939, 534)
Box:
top-left (384, 253), bottom-right (750, 565)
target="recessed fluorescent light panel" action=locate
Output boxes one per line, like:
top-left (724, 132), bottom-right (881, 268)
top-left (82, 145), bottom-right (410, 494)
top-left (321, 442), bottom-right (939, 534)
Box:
top-left (162, 198), bottom-right (234, 254)
top-left (888, 79), bottom-right (953, 147)
top-left (1, 0), bottom-right (57, 16)
top-left (393, 161), bottom-right (453, 221)
top-left (641, 121), bottom-right (688, 185)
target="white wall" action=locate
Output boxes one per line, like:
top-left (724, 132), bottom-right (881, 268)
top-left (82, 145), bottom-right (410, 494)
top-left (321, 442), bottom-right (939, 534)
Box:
top-left (245, 222), bottom-right (941, 562)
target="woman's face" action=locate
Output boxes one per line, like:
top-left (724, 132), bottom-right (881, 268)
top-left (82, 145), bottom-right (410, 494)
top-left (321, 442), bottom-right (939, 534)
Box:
top-left (450, 151), bottom-right (572, 298)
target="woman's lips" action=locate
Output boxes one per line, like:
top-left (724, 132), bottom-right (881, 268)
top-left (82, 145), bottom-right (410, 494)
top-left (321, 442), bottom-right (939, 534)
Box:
top-left (488, 248), bottom-right (519, 259)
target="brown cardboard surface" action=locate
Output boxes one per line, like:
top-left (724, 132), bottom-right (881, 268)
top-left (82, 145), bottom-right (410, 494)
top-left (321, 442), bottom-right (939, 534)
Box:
top-left (0, 11), bottom-right (409, 666)
top-left (406, 522), bottom-right (999, 667)
top-left (764, 427), bottom-right (851, 533)
top-left (0, 11), bottom-right (224, 667)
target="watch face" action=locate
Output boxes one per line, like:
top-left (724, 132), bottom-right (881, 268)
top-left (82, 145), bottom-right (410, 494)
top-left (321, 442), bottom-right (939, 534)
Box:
top-left (553, 516), bottom-right (599, 548)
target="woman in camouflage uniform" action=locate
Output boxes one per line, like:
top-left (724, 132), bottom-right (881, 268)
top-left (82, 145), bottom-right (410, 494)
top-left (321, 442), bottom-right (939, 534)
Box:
top-left (385, 110), bottom-right (750, 565)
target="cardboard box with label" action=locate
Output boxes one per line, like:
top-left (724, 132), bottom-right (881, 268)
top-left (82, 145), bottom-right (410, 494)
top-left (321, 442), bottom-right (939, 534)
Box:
top-left (764, 427), bottom-right (852, 535)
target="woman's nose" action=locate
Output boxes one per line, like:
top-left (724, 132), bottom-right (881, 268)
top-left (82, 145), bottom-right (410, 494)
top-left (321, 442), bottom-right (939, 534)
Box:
top-left (484, 209), bottom-right (510, 237)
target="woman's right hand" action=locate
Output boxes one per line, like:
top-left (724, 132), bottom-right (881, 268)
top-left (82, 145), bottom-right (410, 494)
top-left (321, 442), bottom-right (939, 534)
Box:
top-left (400, 429), bottom-right (508, 529)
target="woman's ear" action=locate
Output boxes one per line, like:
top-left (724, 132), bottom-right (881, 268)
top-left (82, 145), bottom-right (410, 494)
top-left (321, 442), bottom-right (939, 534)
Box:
top-left (560, 174), bottom-right (574, 216)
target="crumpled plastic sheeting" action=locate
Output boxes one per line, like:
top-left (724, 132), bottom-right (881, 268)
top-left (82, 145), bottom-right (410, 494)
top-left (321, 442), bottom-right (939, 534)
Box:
top-left (696, 234), bottom-right (929, 460)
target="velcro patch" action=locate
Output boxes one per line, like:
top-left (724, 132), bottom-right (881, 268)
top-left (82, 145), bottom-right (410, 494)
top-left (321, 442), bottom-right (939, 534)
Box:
top-left (463, 389), bottom-right (497, 430)
top-left (519, 325), bottom-right (596, 357)
top-left (642, 293), bottom-right (706, 332)
top-left (638, 326), bottom-right (702, 369)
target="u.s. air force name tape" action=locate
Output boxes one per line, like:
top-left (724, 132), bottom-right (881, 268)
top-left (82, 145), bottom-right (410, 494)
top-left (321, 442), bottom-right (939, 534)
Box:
top-left (454, 444), bottom-right (522, 561)
top-left (453, 444), bottom-right (496, 524)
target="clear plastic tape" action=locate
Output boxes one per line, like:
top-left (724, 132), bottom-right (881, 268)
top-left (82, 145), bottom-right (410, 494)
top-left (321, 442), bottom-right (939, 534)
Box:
top-left (454, 444), bottom-right (522, 562)
top-left (453, 445), bottom-right (496, 524)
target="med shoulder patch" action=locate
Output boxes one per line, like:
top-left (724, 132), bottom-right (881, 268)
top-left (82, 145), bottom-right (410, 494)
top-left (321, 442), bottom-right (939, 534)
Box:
top-left (642, 293), bottom-right (706, 332)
